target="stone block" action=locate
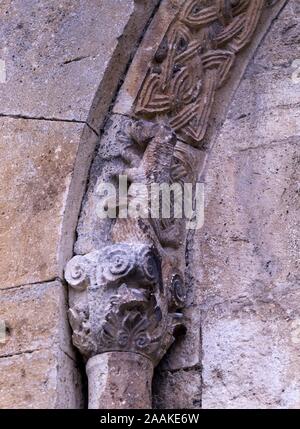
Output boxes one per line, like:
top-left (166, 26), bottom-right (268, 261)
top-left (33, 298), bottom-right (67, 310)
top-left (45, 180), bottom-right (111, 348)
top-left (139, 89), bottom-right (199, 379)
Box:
top-left (191, 0), bottom-right (300, 408)
top-left (0, 117), bottom-right (97, 288)
top-left (153, 367), bottom-right (201, 409)
top-left (202, 296), bottom-right (300, 409)
top-left (0, 348), bottom-right (83, 409)
top-left (195, 113), bottom-right (299, 305)
top-left (0, 0), bottom-right (159, 130)
top-left (0, 280), bottom-right (74, 358)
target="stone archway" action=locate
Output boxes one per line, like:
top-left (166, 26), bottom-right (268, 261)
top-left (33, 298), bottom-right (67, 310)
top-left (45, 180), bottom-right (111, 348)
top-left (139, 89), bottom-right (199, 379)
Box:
top-left (1, 0), bottom-right (299, 410)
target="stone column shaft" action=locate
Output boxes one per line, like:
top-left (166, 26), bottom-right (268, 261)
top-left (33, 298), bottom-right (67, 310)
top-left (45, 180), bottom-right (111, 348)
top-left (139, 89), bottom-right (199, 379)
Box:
top-left (86, 352), bottom-right (153, 409)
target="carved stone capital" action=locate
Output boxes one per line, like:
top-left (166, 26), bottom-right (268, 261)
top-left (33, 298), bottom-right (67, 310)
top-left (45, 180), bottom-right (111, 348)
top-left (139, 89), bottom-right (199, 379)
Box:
top-left (65, 243), bottom-right (185, 364)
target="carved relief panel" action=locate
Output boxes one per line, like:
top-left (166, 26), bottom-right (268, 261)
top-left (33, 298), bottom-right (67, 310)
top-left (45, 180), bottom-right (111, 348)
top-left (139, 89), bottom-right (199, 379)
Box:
top-left (65, 0), bottom-right (280, 376)
top-left (135, 0), bottom-right (265, 146)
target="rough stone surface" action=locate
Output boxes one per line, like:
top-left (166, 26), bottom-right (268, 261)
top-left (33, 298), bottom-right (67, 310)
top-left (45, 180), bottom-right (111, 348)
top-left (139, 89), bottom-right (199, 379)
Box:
top-left (75, 114), bottom-right (129, 255)
top-left (0, 280), bottom-right (84, 408)
top-left (159, 305), bottom-right (202, 371)
top-left (0, 281), bottom-right (73, 358)
top-left (86, 352), bottom-right (153, 409)
top-left (153, 367), bottom-right (201, 409)
top-left (202, 299), bottom-right (300, 409)
top-left (0, 118), bottom-right (97, 288)
top-left (0, 0), bottom-right (159, 130)
top-left (0, 348), bottom-right (83, 409)
top-left (195, 0), bottom-right (300, 409)
top-left (1, 0), bottom-right (299, 410)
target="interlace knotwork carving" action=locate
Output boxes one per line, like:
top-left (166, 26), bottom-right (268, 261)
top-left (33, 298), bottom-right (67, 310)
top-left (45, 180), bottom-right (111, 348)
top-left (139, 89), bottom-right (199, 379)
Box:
top-left (135, 0), bottom-right (265, 146)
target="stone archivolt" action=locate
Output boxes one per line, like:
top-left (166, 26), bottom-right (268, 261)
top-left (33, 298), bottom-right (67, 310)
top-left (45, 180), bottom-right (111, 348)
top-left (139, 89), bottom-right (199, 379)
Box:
top-left (135, 0), bottom-right (265, 146)
top-left (65, 1), bottom-right (268, 370)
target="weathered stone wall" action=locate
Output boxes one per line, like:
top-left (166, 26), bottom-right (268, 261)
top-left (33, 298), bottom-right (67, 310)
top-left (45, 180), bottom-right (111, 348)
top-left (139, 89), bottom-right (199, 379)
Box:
top-left (199, 0), bottom-right (300, 408)
top-left (154, 0), bottom-right (300, 409)
top-left (0, 0), bottom-right (299, 409)
top-left (0, 0), bottom-right (159, 408)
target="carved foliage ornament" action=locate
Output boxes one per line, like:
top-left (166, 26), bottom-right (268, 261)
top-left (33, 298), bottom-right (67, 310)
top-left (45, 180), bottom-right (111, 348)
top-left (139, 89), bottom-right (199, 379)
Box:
top-left (65, 244), bottom-right (184, 364)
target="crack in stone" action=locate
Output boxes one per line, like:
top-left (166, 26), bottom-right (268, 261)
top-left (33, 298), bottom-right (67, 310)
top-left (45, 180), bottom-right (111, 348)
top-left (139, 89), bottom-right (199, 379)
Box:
top-left (0, 347), bottom-right (76, 363)
top-left (275, 102), bottom-right (300, 110)
top-left (63, 55), bottom-right (91, 65)
top-left (0, 277), bottom-right (61, 292)
top-left (60, 347), bottom-right (77, 363)
top-left (232, 103), bottom-right (300, 121)
top-left (0, 347), bottom-right (47, 360)
top-left (237, 135), bottom-right (300, 153)
top-left (161, 364), bottom-right (202, 375)
top-left (0, 113), bottom-right (99, 136)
